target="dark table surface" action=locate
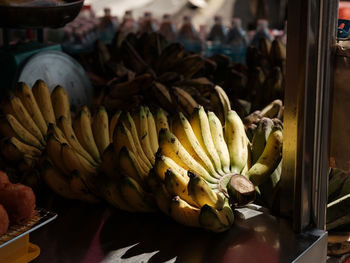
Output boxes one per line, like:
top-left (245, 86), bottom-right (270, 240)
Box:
top-left (30, 197), bottom-right (327, 263)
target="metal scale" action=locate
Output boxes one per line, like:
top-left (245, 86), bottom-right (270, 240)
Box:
top-left (0, 0), bottom-right (93, 107)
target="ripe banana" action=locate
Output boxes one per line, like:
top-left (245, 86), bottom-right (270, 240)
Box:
top-left (46, 133), bottom-right (70, 175)
top-left (3, 96), bottom-right (45, 145)
top-left (260, 99), bottom-right (283, 119)
top-left (118, 146), bottom-right (145, 185)
top-left (60, 142), bottom-right (96, 177)
top-left (31, 79), bottom-right (56, 125)
top-left (41, 160), bottom-right (77, 199)
top-left (123, 112), bottom-right (152, 168)
top-left (171, 87), bottom-right (198, 117)
top-left (154, 154), bottom-right (188, 181)
top-left (158, 128), bottom-right (218, 184)
top-left (208, 111), bottom-right (231, 174)
top-left (73, 108), bottom-right (101, 163)
top-left (153, 184), bottom-right (171, 215)
top-left (156, 108), bottom-right (170, 134)
top-left (69, 171), bottom-right (100, 203)
top-left (100, 143), bottom-right (118, 179)
top-left (15, 82), bottom-right (47, 136)
top-left (246, 126), bottom-right (283, 186)
top-left (51, 85), bottom-right (71, 123)
top-left (92, 106), bottom-right (110, 154)
top-left (113, 122), bottom-right (149, 175)
top-left (172, 112), bottom-right (221, 179)
top-left (136, 107), bottom-right (156, 165)
top-left (1, 136), bottom-right (41, 161)
top-left (199, 200), bottom-right (234, 232)
top-left (145, 106), bottom-right (159, 155)
top-left (251, 117), bottom-right (274, 165)
top-left (188, 171), bottom-right (222, 209)
top-left (100, 178), bottom-right (135, 212)
top-left (47, 123), bottom-right (68, 145)
top-left (169, 196), bottom-right (201, 228)
top-left (190, 106), bottom-right (224, 175)
top-left (57, 116), bottom-right (97, 166)
top-left (214, 85), bottom-right (231, 120)
top-left (109, 110), bottom-right (122, 142)
top-left (119, 176), bottom-right (156, 212)
top-left (0, 114), bottom-right (43, 149)
top-left (225, 110), bottom-right (249, 174)
top-left (164, 168), bottom-right (197, 206)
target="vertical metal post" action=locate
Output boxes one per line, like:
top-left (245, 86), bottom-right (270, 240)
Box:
top-left (280, 0), bottom-right (337, 231)
top-left (312, 0), bottom-right (338, 230)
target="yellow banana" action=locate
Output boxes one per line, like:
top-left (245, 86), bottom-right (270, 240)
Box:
top-left (100, 144), bottom-right (118, 179)
top-left (47, 123), bottom-right (68, 144)
top-left (41, 160), bottom-right (77, 199)
top-left (31, 79), bottom-right (56, 125)
top-left (158, 129), bottom-right (218, 184)
top-left (156, 108), bottom-right (170, 134)
top-left (118, 146), bottom-right (145, 185)
top-left (144, 106), bottom-right (159, 155)
top-left (92, 106), bottom-right (110, 154)
top-left (109, 110), bottom-right (122, 142)
top-left (164, 168), bottom-right (197, 206)
top-left (1, 137), bottom-right (23, 161)
top-left (154, 154), bottom-right (188, 181)
top-left (51, 85), bottom-right (71, 123)
top-left (260, 99), bottom-right (283, 119)
top-left (15, 82), bottom-right (47, 136)
top-left (57, 116), bottom-right (97, 166)
top-left (119, 176), bottom-right (156, 212)
top-left (3, 96), bottom-right (45, 145)
top-left (208, 111), bottom-right (231, 174)
top-left (134, 107), bottom-right (155, 165)
top-left (1, 137), bottom-right (41, 161)
top-left (73, 108), bottom-right (101, 163)
top-left (225, 110), bottom-right (249, 174)
top-left (60, 142), bottom-right (96, 176)
top-left (190, 106), bottom-right (224, 175)
top-left (69, 171), bottom-right (100, 203)
top-left (153, 184), bottom-right (171, 215)
top-left (46, 134), bottom-right (70, 175)
top-left (169, 196), bottom-right (201, 228)
top-left (123, 112), bottom-right (152, 168)
top-left (0, 114), bottom-right (43, 149)
top-left (113, 122), bottom-right (149, 175)
top-left (101, 179), bottom-right (135, 212)
top-left (188, 171), bottom-right (222, 209)
top-left (214, 85), bottom-right (231, 119)
top-left (199, 200), bottom-right (234, 232)
top-left (246, 126), bottom-right (283, 186)
top-left (172, 112), bottom-right (221, 179)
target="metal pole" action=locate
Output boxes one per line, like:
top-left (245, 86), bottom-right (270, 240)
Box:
top-left (280, 0), bottom-right (337, 231)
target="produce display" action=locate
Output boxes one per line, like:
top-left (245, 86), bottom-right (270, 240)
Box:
top-left (0, 171), bottom-right (36, 235)
top-left (0, 79), bottom-right (283, 232)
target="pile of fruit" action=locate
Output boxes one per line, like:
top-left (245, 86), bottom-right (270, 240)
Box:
top-left (0, 80), bottom-right (283, 232)
top-left (78, 32), bottom-right (285, 120)
top-left (0, 171), bottom-right (36, 236)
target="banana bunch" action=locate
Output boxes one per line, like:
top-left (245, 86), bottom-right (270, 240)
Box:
top-left (0, 81), bottom-right (49, 176)
top-left (100, 106), bottom-right (169, 212)
top-left (150, 106), bottom-right (283, 232)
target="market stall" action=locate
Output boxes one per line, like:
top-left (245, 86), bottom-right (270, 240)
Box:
top-left (0, 0), bottom-right (345, 262)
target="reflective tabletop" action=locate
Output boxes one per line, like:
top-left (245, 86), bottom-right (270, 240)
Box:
top-left (31, 198), bottom-right (327, 263)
